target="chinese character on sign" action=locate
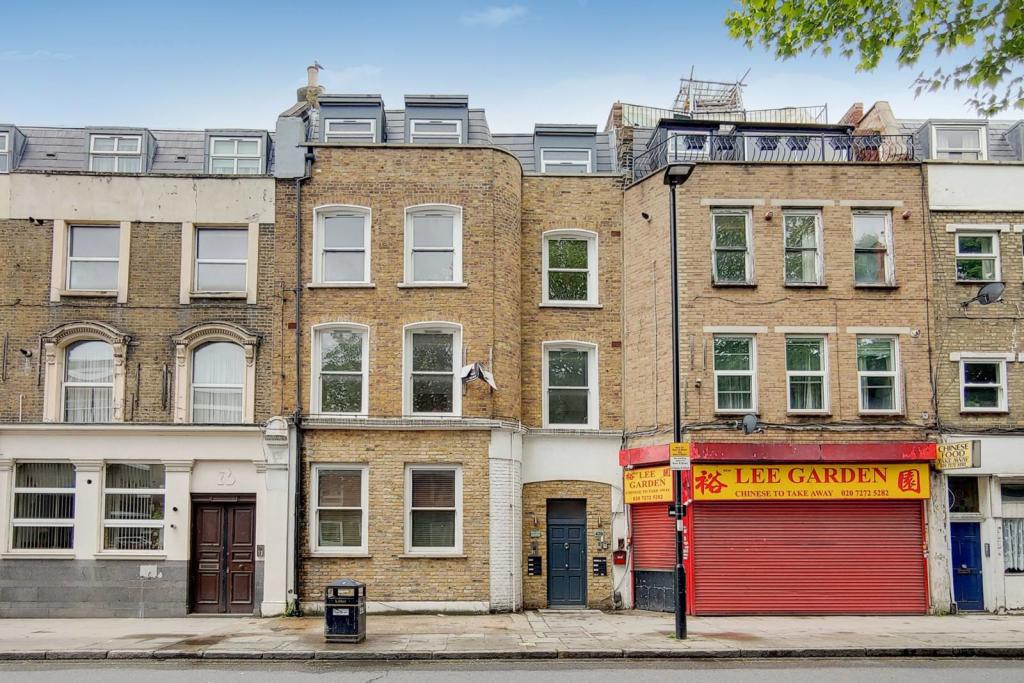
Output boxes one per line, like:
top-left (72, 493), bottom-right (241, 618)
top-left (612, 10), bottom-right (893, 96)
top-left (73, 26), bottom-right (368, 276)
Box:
top-left (695, 470), bottom-right (727, 495)
top-left (897, 469), bottom-right (921, 494)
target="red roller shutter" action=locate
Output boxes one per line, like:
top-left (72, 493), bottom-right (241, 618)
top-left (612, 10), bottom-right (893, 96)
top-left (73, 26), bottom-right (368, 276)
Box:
top-left (692, 500), bottom-right (927, 615)
top-left (631, 503), bottom-right (675, 569)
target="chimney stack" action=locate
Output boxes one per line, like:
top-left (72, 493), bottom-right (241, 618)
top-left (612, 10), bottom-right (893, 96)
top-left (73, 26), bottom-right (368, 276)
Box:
top-left (296, 62), bottom-right (324, 105)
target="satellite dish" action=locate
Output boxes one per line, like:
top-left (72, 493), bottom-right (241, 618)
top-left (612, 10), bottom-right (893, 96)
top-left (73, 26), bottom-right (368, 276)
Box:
top-left (976, 282), bottom-right (1005, 305)
top-left (741, 414), bottom-right (759, 435)
top-left (961, 281), bottom-right (1005, 307)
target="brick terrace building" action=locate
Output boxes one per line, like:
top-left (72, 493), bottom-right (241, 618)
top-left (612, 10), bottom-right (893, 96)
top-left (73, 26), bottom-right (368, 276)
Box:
top-left (0, 123), bottom-right (290, 616)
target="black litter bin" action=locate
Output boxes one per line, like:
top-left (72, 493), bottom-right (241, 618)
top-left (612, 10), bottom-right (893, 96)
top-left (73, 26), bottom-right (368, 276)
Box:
top-left (324, 578), bottom-right (366, 643)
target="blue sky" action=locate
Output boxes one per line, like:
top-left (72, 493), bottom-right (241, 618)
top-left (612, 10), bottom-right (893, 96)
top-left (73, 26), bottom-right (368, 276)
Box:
top-left (1, 1), bottom-right (986, 131)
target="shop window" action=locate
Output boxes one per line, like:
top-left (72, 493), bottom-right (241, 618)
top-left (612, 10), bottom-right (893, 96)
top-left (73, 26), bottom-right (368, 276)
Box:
top-left (947, 476), bottom-right (980, 513)
top-left (102, 463), bottom-right (165, 551)
top-left (405, 465), bottom-right (462, 554)
top-left (11, 463), bottom-right (75, 551)
top-left (713, 335), bottom-right (756, 413)
top-left (312, 465), bottom-right (367, 554)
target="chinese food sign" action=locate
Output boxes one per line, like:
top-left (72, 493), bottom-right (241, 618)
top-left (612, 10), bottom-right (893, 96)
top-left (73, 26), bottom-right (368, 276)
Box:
top-left (692, 463), bottom-right (930, 501)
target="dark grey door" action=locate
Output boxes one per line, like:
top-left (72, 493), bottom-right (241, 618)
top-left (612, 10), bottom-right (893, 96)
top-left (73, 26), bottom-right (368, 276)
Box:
top-left (547, 499), bottom-right (587, 607)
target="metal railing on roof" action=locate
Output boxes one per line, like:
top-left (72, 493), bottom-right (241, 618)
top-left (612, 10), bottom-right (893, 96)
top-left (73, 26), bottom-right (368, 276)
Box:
top-left (631, 131), bottom-right (916, 182)
top-left (620, 103), bottom-right (829, 129)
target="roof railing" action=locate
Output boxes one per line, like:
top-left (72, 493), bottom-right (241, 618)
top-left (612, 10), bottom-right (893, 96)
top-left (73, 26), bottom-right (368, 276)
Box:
top-left (620, 103), bottom-right (829, 129)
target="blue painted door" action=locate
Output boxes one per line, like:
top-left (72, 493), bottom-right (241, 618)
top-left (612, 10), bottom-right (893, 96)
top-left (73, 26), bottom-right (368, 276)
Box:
top-left (951, 522), bottom-right (984, 611)
top-left (548, 524), bottom-right (586, 606)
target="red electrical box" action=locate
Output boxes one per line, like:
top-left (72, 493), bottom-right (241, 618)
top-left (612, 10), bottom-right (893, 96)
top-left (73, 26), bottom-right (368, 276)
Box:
top-left (612, 549), bottom-right (627, 565)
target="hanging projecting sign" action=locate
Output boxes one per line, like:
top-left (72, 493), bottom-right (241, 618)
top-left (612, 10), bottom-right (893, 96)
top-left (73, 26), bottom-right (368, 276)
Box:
top-left (623, 466), bottom-right (673, 504)
top-left (936, 440), bottom-right (980, 470)
top-left (691, 463), bottom-right (930, 501)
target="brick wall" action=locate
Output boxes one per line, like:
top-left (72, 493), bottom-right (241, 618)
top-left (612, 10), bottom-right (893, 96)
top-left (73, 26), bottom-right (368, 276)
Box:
top-left (521, 480), bottom-right (615, 609)
top-left (0, 219), bottom-right (277, 423)
top-left (623, 163), bottom-right (933, 446)
top-left (520, 176), bottom-right (624, 429)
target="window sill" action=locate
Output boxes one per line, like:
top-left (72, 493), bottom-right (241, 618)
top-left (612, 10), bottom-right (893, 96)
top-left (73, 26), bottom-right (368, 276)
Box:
top-left (398, 553), bottom-right (467, 559)
top-left (715, 410), bottom-right (758, 416)
top-left (960, 409), bottom-right (1009, 414)
top-left (542, 424), bottom-right (600, 431)
top-left (1, 552), bottom-right (76, 560)
top-left (306, 282), bottom-right (376, 289)
top-left (854, 283), bottom-right (899, 290)
top-left (539, 302), bottom-right (603, 309)
top-left (955, 280), bottom-right (999, 285)
top-left (398, 282), bottom-right (468, 289)
top-left (787, 411), bottom-right (831, 417)
top-left (189, 291), bottom-right (247, 299)
top-left (712, 282), bottom-right (757, 288)
top-left (857, 411), bottom-right (904, 417)
top-left (310, 552), bottom-right (372, 558)
top-left (784, 283), bottom-right (828, 289)
top-left (93, 552), bottom-right (167, 560)
top-left (59, 289), bottom-right (117, 298)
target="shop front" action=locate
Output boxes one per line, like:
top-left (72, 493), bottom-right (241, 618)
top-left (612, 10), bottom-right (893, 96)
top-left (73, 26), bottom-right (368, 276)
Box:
top-left (621, 441), bottom-right (937, 615)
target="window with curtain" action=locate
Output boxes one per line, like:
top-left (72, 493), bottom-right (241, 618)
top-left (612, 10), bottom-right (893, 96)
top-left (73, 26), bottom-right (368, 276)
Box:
top-left (712, 210), bottom-right (751, 284)
top-left (955, 233), bottom-right (999, 282)
top-left (1003, 518), bottom-right (1024, 573)
top-left (63, 340), bottom-right (114, 423)
top-left (406, 207), bottom-right (461, 283)
top-left (315, 467), bottom-right (366, 552)
top-left (786, 337), bottom-right (826, 412)
top-left (857, 336), bottom-right (898, 412)
top-left (409, 330), bottom-right (456, 414)
top-left (66, 225), bottom-right (119, 291)
top-left (11, 463), bottom-right (75, 550)
top-left (102, 463), bottom-right (165, 551)
top-left (316, 327), bottom-right (366, 414)
top-left (713, 336), bottom-right (755, 412)
top-left (191, 341), bottom-right (244, 423)
top-left (783, 211), bottom-right (822, 285)
top-left (407, 467), bottom-right (459, 551)
top-left (316, 208), bottom-right (370, 284)
top-left (933, 126), bottom-right (984, 160)
top-left (194, 227), bottom-right (248, 292)
top-left (546, 345), bottom-right (595, 428)
top-left (852, 211), bottom-right (894, 285)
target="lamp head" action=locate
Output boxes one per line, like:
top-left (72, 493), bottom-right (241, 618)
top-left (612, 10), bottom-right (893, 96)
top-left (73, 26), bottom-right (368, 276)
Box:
top-left (663, 162), bottom-right (696, 187)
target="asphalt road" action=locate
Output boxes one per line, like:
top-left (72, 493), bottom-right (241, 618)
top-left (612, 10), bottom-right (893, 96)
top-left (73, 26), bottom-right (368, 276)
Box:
top-left (0, 659), bottom-right (1021, 682)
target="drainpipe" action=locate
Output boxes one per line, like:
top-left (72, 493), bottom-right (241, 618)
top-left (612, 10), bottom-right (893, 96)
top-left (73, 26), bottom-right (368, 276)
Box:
top-left (291, 147), bottom-right (314, 613)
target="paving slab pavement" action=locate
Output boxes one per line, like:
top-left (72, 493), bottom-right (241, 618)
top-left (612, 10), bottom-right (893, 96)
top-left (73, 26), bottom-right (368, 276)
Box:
top-left (0, 611), bottom-right (1021, 661)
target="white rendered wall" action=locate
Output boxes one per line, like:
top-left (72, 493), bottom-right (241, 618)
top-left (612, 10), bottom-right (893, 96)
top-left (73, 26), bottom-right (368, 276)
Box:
top-left (927, 163), bottom-right (1024, 211)
top-left (488, 429), bottom-right (523, 611)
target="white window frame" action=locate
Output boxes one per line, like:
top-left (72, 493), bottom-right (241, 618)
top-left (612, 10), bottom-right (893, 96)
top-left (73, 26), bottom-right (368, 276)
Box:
top-left (409, 119), bottom-right (462, 144)
top-left (785, 335), bottom-right (829, 414)
top-left (88, 134), bottom-right (143, 173)
top-left (541, 229), bottom-right (598, 306)
top-left (711, 209), bottom-right (754, 285)
top-left (171, 322), bottom-right (258, 424)
top-left (101, 463), bottom-right (166, 553)
top-left (208, 136), bottom-right (263, 174)
top-left (959, 356), bottom-right (1008, 413)
top-left (856, 335), bottom-right (902, 414)
top-left (852, 210), bottom-right (895, 286)
top-left (931, 125), bottom-right (987, 160)
top-left (540, 148), bottom-right (592, 173)
top-left (324, 118), bottom-right (377, 143)
top-left (311, 464), bottom-right (369, 555)
top-left (192, 225), bottom-right (250, 295)
top-left (403, 204), bottom-right (464, 285)
top-left (10, 461), bottom-right (76, 553)
top-left (542, 341), bottom-right (599, 429)
top-left (62, 340), bottom-right (115, 424)
top-left (65, 224), bottom-right (121, 293)
top-left (311, 323), bottom-right (369, 416)
top-left (404, 464), bottom-right (463, 555)
top-left (782, 209), bottom-right (824, 285)
top-left (312, 205), bottom-right (372, 285)
top-left (955, 231), bottom-right (1001, 282)
top-left (50, 220), bottom-right (131, 303)
top-left (402, 322), bottom-right (463, 417)
top-left (0, 131), bottom-right (9, 172)
top-left (713, 334), bottom-right (757, 414)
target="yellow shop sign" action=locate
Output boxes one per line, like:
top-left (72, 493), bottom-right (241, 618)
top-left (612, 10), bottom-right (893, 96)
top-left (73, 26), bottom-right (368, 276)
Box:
top-left (624, 466), bottom-right (674, 504)
top-left (692, 463), bottom-right (930, 501)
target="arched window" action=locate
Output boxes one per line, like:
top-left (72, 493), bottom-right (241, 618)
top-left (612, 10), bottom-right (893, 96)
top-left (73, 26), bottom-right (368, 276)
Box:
top-left (63, 340), bottom-right (115, 423)
top-left (42, 322), bottom-right (128, 423)
top-left (191, 341), bottom-right (245, 424)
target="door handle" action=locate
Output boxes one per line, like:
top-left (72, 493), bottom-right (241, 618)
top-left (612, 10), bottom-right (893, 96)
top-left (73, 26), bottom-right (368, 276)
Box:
top-left (564, 543), bottom-right (569, 550)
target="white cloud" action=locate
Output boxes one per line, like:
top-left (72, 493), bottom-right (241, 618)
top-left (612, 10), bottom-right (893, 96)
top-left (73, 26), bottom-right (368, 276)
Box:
top-left (0, 49), bottom-right (72, 62)
top-left (460, 5), bottom-right (526, 28)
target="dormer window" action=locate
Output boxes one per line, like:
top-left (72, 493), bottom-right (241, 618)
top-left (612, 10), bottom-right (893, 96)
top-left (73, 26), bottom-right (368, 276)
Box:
top-left (209, 137), bottom-right (262, 174)
top-left (540, 149), bottom-right (592, 174)
top-left (324, 119), bottom-right (376, 143)
top-left (932, 126), bottom-right (985, 160)
top-left (89, 134), bottom-right (142, 173)
top-left (409, 119), bottom-right (461, 144)
top-left (0, 132), bottom-right (9, 172)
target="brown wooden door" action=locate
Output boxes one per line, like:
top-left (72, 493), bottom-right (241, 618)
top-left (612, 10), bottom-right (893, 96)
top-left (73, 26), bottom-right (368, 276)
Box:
top-left (190, 497), bottom-right (256, 614)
